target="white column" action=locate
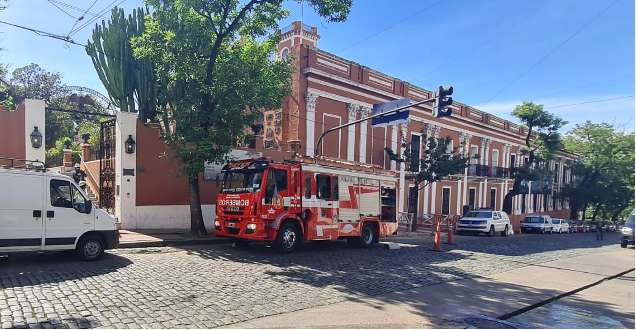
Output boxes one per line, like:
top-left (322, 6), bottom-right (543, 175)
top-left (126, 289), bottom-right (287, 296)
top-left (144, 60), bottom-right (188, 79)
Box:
top-left (390, 125), bottom-right (398, 171)
top-left (24, 99), bottom-right (46, 164)
top-left (398, 123), bottom-right (407, 213)
top-left (305, 92), bottom-right (318, 157)
top-left (460, 132), bottom-right (471, 208)
top-left (430, 182), bottom-right (437, 214)
top-left (456, 179), bottom-right (462, 215)
top-left (116, 112), bottom-right (138, 229)
top-left (422, 184), bottom-right (429, 214)
top-left (346, 103), bottom-right (358, 161)
top-left (359, 107), bottom-right (371, 163)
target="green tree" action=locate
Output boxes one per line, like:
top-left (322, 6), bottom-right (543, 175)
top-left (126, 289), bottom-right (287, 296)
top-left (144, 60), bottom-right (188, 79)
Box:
top-left (86, 6), bottom-right (157, 120)
top-left (502, 102), bottom-right (566, 215)
top-left (562, 121), bottom-right (634, 220)
top-left (131, 0), bottom-right (353, 236)
top-left (385, 126), bottom-right (471, 228)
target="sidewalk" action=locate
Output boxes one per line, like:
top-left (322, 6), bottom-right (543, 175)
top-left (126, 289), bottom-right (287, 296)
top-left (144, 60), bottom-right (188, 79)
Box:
top-left (118, 229), bottom-right (228, 248)
top-left (117, 225), bottom-right (433, 249)
top-left (220, 249), bottom-right (635, 329)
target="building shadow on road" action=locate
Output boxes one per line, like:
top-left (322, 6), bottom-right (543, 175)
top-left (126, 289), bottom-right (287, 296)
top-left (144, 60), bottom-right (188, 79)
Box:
top-left (0, 252), bottom-right (132, 289)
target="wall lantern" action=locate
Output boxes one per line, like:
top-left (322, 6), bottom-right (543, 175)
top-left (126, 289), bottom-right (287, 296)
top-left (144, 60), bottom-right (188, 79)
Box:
top-left (64, 140), bottom-right (72, 149)
top-left (124, 135), bottom-right (136, 154)
top-left (30, 126), bottom-right (42, 149)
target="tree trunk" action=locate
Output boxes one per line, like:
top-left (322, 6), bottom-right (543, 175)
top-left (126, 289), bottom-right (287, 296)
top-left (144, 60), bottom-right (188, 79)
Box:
top-left (569, 201), bottom-right (579, 220)
top-left (582, 202), bottom-right (588, 220)
top-left (612, 206), bottom-right (628, 222)
top-left (502, 180), bottom-right (521, 214)
top-left (408, 185), bottom-right (419, 231)
top-left (189, 177), bottom-right (208, 237)
top-left (591, 202), bottom-right (602, 221)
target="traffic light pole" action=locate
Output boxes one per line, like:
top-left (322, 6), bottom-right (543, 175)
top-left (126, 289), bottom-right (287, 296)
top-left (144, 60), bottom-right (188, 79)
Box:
top-left (314, 97), bottom-right (435, 157)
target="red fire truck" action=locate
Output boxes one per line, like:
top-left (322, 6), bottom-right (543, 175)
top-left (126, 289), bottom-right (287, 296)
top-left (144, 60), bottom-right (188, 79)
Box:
top-left (214, 156), bottom-right (399, 252)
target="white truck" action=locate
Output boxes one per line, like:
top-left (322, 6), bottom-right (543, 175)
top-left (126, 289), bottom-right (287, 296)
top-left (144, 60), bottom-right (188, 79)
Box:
top-left (0, 158), bottom-right (119, 261)
top-left (455, 208), bottom-right (511, 237)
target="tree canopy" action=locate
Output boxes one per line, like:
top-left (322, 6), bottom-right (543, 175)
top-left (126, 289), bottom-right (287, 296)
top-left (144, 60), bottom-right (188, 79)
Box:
top-left (502, 101), bottom-right (566, 214)
top-left (562, 121), bottom-right (634, 220)
top-left (129, 0), bottom-right (354, 236)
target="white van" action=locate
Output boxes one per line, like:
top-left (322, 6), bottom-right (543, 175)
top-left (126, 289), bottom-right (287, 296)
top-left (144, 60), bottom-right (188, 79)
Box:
top-left (456, 208), bottom-right (511, 237)
top-left (0, 167), bottom-right (119, 261)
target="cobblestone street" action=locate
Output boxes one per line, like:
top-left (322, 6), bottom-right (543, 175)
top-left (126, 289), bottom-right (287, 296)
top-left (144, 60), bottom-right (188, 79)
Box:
top-left (0, 231), bottom-right (625, 329)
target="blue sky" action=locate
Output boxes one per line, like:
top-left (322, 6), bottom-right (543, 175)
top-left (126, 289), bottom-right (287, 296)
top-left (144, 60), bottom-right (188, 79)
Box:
top-left (1, 0), bottom-right (634, 132)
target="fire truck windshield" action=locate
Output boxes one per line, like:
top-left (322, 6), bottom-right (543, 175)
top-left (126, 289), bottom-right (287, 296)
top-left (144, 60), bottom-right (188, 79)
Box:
top-left (221, 170), bottom-right (265, 193)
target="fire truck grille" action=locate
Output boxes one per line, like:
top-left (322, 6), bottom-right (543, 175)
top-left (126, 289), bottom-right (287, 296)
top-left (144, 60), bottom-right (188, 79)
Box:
top-left (228, 228), bottom-right (240, 235)
top-left (223, 207), bottom-right (245, 215)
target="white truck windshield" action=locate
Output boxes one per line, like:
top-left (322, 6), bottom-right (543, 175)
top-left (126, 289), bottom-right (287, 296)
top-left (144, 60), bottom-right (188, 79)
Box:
top-left (221, 170), bottom-right (264, 193)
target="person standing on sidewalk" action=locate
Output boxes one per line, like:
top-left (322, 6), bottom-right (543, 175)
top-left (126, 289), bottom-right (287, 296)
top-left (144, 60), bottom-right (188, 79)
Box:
top-left (596, 217), bottom-right (605, 240)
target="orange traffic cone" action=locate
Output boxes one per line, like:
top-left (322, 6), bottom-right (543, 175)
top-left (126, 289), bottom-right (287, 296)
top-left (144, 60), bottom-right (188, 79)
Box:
top-left (446, 226), bottom-right (455, 245)
top-left (518, 226), bottom-right (522, 234)
top-left (431, 219), bottom-right (443, 252)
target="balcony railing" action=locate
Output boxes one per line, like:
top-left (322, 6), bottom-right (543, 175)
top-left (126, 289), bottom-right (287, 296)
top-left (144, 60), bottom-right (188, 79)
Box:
top-left (468, 164), bottom-right (489, 177)
top-left (490, 166), bottom-right (509, 178)
top-left (467, 165), bottom-right (510, 178)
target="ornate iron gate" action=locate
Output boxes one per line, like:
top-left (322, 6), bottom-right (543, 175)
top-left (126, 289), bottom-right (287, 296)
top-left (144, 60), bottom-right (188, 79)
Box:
top-left (99, 118), bottom-right (116, 214)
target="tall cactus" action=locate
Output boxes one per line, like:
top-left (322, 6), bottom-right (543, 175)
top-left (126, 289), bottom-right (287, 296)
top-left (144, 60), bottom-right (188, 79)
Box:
top-left (86, 6), bottom-right (156, 119)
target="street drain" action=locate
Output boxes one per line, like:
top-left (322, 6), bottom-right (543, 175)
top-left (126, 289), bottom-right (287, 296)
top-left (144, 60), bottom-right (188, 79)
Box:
top-left (464, 317), bottom-right (517, 329)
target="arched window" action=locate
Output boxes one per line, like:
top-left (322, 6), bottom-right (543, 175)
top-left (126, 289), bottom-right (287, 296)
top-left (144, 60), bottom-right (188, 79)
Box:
top-left (281, 48), bottom-right (289, 61)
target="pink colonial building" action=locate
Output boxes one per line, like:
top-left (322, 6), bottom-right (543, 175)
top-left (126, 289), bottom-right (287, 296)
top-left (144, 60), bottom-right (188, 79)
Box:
top-left (262, 21), bottom-right (576, 227)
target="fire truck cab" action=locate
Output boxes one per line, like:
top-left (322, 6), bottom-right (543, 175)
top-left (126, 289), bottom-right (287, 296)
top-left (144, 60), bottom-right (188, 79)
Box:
top-left (214, 157), bottom-right (399, 252)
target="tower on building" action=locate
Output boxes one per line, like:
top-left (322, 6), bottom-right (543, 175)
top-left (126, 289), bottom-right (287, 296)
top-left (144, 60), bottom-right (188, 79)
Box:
top-left (275, 21), bottom-right (320, 61)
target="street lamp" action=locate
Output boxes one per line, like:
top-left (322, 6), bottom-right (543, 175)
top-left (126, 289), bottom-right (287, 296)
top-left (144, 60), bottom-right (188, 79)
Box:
top-left (30, 126), bottom-right (42, 149)
top-left (124, 135), bottom-right (136, 154)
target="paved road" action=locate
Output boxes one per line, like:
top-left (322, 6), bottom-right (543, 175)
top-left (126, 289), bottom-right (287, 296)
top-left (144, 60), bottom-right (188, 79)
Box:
top-left (0, 231), bottom-right (626, 329)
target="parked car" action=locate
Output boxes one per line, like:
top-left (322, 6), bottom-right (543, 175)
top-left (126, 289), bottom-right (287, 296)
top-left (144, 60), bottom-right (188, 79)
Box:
top-left (573, 220), bottom-right (590, 233)
top-left (620, 213), bottom-right (635, 248)
top-left (566, 219), bottom-right (577, 232)
top-left (607, 221), bottom-right (617, 232)
top-left (588, 221), bottom-right (598, 232)
top-left (521, 215), bottom-right (553, 234)
top-left (455, 209), bottom-right (511, 237)
top-left (0, 166), bottom-right (119, 261)
top-left (552, 218), bottom-right (571, 233)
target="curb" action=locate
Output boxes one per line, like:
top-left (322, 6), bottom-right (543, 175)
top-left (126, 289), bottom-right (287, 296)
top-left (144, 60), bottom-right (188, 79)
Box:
top-left (117, 238), bottom-right (230, 249)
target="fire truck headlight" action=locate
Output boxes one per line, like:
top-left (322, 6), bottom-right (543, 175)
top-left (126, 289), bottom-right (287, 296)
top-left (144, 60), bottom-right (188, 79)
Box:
top-left (246, 223), bottom-right (257, 230)
top-left (214, 220), bottom-right (221, 227)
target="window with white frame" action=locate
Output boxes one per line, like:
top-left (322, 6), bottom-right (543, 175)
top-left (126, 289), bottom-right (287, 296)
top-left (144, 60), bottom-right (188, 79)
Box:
top-left (470, 146), bottom-right (478, 164)
top-left (492, 149), bottom-right (499, 168)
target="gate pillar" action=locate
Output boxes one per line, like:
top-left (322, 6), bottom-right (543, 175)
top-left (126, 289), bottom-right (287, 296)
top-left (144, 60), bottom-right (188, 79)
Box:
top-left (24, 99), bottom-right (46, 164)
top-left (115, 112), bottom-right (138, 229)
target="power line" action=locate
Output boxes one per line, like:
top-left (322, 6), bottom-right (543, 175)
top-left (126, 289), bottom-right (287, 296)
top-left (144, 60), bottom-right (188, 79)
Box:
top-left (48, 0), bottom-right (101, 17)
top-left (543, 95), bottom-right (634, 109)
top-left (479, 0), bottom-right (620, 108)
top-left (409, 0), bottom-right (552, 83)
top-left (46, 0), bottom-right (78, 19)
top-left (67, 0), bottom-right (99, 37)
top-left (335, 0), bottom-right (446, 54)
top-left (531, 74), bottom-right (634, 100)
top-left (69, 0), bottom-right (125, 37)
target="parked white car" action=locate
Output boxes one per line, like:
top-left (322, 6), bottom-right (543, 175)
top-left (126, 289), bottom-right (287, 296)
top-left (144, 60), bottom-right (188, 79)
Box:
top-left (456, 209), bottom-right (511, 237)
top-left (552, 218), bottom-right (571, 233)
top-left (521, 215), bottom-right (553, 234)
top-left (0, 166), bottom-right (119, 261)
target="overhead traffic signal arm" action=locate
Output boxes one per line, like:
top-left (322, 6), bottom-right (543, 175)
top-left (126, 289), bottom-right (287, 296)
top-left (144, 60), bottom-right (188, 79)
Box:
top-left (433, 86), bottom-right (454, 118)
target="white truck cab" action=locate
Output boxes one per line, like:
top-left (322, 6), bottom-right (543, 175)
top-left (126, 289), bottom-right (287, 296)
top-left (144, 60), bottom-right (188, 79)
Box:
top-left (0, 163), bottom-right (119, 261)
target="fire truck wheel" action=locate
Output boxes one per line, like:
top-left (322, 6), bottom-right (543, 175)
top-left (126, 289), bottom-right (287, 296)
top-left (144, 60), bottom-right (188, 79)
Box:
top-left (359, 223), bottom-right (376, 248)
top-left (275, 222), bottom-right (302, 253)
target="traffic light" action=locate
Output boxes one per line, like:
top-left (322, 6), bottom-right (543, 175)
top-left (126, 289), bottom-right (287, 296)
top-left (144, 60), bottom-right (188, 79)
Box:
top-left (433, 85), bottom-right (453, 118)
